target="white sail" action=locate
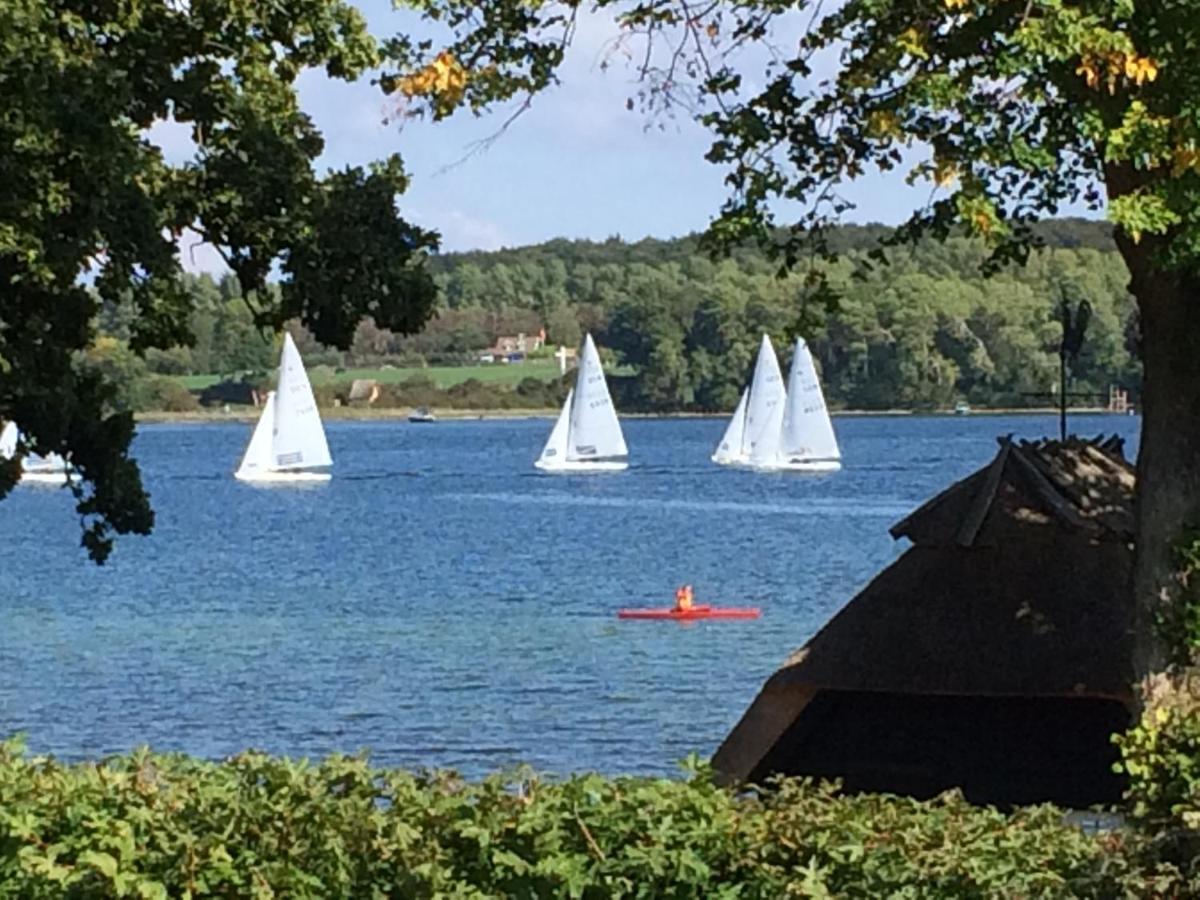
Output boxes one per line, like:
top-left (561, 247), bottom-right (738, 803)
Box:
top-left (712, 389), bottom-right (748, 465)
top-left (0, 422), bottom-right (16, 459)
top-left (744, 334), bottom-right (786, 467)
top-left (271, 333), bottom-right (332, 471)
top-left (567, 333), bottom-right (627, 462)
top-left (781, 338), bottom-right (841, 464)
top-left (235, 391), bottom-right (277, 479)
top-left (535, 389), bottom-right (573, 469)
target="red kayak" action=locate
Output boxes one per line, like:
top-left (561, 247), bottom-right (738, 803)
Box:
top-left (617, 605), bottom-right (761, 621)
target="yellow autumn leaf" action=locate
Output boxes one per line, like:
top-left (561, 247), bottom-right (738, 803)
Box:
top-left (865, 110), bottom-right (902, 139)
top-left (1173, 147), bottom-right (1200, 177)
top-left (943, 0), bottom-right (968, 8)
top-left (934, 160), bottom-right (958, 187)
top-left (1075, 59), bottom-right (1100, 89)
top-left (898, 26), bottom-right (928, 60)
top-left (396, 50), bottom-right (469, 106)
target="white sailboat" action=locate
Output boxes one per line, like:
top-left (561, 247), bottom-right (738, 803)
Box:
top-left (536, 333), bottom-right (628, 472)
top-left (0, 421), bottom-right (15, 460)
top-left (235, 333), bottom-right (333, 483)
top-left (721, 333), bottom-right (787, 469)
top-left (770, 337), bottom-right (842, 473)
top-left (0, 420), bottom-right (76, 485)
top-left (712, 334), bottom-right (841, 473)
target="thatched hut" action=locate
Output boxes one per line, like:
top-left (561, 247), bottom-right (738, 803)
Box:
top-left (348, 379), bottom-right (381, 406)
top-left (713, 436), bottom-right (1136, 808)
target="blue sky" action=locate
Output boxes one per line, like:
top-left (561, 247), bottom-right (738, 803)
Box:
top-left (156, 1), bottom-right (1091, 272)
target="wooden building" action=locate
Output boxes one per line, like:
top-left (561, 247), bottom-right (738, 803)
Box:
top-left (713, 436), bottom-right (1136, 808)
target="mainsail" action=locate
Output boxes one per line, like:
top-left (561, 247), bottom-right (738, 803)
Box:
top-left (272, 333), bottom-right (333, 470)
top-left (780, 337), bottom-right (841, 464)
top-left (744, 334), bottom-right (786, 467)
top-left (567, 334), bottom-right (628, 461)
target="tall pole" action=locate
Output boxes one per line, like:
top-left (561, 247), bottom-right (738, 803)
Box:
top-left (1058, 289), bottom-right (1070, 442)
top-left (1060, 338), bottom-right (1067, 441)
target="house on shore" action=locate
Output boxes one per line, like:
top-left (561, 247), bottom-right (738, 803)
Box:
top-left (713, 436), bottom-right (1136, 809)
top-left (479, 331), bottom-right (546, 363)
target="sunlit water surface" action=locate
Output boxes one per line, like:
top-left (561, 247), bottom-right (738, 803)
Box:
top-left (0, 413), bottom-right (1140, 777)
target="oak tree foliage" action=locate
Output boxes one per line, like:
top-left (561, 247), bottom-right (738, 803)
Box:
top-left (0, 0), bottom-right (439, 560)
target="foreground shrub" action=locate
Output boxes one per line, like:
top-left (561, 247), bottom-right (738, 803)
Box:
top-left (1114, 670), bottom-right (1200, 890)
top-left (0, 739), bottom-right (1174, 898)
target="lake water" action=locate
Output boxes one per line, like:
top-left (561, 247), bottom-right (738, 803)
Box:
top-left (0, 413), bottom-right (1140, 778)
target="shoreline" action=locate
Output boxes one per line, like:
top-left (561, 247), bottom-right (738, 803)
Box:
top-left (135, 406), bottom-right (1138, 424)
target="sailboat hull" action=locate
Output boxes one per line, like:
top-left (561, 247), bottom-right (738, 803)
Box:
top-left (711, 454), bottom-right (749, 466)
top-left (235, 469), bottom-right (332, 483)
top-left (19, 470), bottom-right (77, 485)
top-left (755, 458), bottom-right (842, 474)
top-left (535, 458), bottom-right (628, 473)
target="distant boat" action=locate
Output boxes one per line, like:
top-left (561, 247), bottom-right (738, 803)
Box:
top-left (408, 406), bottom-right (436, 423)
top-left (955, 401), bottom-right (971, 416)
top-left (712, 333), bottom-right (787, 469)
top-left (0, 420), bottom-right (76, 485)
top-left (235, 333), bottom-right (332, 483)
top-left (712, 334), bottom-right (841, 473)
top-left (536, 333), bottom-right (628, 472)
top-left (770, 337), bottom-right (842, 473)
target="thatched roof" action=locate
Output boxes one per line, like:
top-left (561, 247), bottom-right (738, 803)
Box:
top-left (890, 435), bottom-right (1134, 547)
top-left (712, 436), bottom-right (1136, 786)
top-left (348, 379), bottom-right (380, 403)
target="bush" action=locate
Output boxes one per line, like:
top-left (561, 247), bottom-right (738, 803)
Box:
top-left (130, 376), bottom-right (200, 413)
top-left (0, 739), bottom-right (1169, 899)
top-left (1114, 671), bottom-right (1200, 888)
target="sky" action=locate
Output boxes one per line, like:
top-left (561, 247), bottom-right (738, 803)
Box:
top-left (155, 0), bottom-right (1092, 272)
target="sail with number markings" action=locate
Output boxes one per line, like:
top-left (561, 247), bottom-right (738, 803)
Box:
top-left (567, 333), bottom-right (627, 461)
top-left (744, 334), bottom-right (786, 467)
top-left (271, 333), bottom-right (333, 470)
top-left (780, 337), bottom-right (841, 464)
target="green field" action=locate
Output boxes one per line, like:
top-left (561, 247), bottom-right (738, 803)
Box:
top-left (176, 362), bottom-right (564, 392)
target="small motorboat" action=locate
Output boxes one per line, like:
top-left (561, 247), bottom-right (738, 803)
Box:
top-left (408, 406), bottom-right (436, 423)
top-left (617, 605), bottom-right (761, 621)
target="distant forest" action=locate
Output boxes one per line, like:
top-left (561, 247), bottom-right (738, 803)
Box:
top-left (97, 217), bottom-right (1137, 412)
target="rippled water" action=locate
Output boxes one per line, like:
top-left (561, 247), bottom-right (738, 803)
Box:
top-left (0, 413), bottom-right (1140, 777)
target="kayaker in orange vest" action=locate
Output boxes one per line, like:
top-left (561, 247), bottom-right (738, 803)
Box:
top-left (674, 584), bottom-right (694, 612)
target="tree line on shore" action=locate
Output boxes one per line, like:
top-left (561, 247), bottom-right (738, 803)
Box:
top-left (92, 218), bottom-right (1138, 413)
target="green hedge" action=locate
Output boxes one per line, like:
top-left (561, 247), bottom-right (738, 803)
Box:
top-left (0, 738), bottom-right (1182, 898)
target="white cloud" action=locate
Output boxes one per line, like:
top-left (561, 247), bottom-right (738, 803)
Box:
top-left (177, 229), bottom-right (229, 276)
top-left (146, 117), bottom-right (197, 166)
top-left (428, 209), bottom-right (511, 252)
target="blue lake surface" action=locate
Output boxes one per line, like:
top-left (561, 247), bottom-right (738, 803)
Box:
top-left (0, 413), bottom-right (1141, 778)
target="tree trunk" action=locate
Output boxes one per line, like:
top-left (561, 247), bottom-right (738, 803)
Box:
top-left (1117, 231), bottom-right (1200, 679)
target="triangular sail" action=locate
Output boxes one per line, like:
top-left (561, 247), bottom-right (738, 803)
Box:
top-left (567, 334), bottom-right (627, 461)
top-left (712, 389), bottom-right (748, 464)
top-left (271, 333), bottom-right (332, 471)
top-left (0, 422), bottom-right (16, 459)
top-left (537, 389), bottom-right (573, 466)
top-left (236, 391), bottom-right (277, 478)
top-left (744, 334), bottom-right (786, 466)
top-left (781, 337), bottom-right (841, 462)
